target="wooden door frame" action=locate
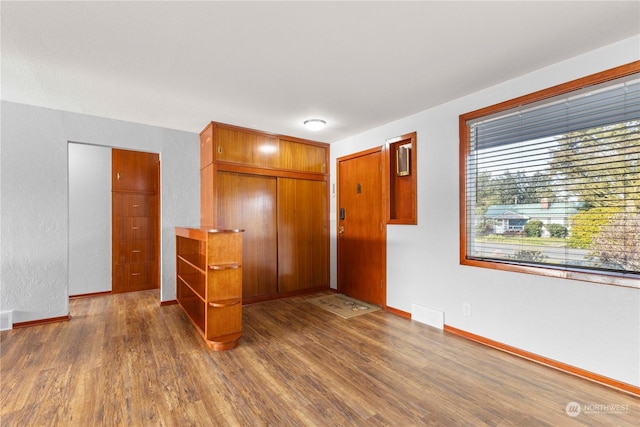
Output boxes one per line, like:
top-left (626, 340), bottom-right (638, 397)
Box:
top-left (336, 146), bottom-right (387, 308)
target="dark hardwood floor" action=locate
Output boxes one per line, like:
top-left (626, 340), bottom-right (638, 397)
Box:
top-left (1, 290), bottom-right (638, 426)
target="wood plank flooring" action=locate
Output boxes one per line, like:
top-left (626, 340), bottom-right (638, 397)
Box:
top-left (1, 290), bottom-right (638, 426)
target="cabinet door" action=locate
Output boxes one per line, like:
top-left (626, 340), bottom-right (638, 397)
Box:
top-left (279, 139), bottom-right (327, 173)
top-left (112, 149), bottom-right (159, 192)
top-left (214, 127), bottom-right (279, 168)
top-left (277, 178), bottom-right (328, 293)
top-left (216, 172), bottom-right (278, 298)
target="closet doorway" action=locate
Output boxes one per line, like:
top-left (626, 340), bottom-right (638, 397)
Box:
top-left (68, 145), bottom-right (160, 296)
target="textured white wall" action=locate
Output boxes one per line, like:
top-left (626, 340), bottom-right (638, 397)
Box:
top-left (330, 36), bottom-right (640, 387)
top-left (68, 143), bottom-right (112, 295)
top-left (1, 102), bottom-right (199, 323)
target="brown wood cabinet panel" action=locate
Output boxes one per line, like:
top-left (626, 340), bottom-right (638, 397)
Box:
top-left (112, 193), bottom-right (157, 217)
top-left (113, 216), bottom-right (152, 241)
top-left (112, 149), bottom-right (159, 193)
top-left (279, 139), bottom-right (327, 173)
top-left (214, 126), bottom-right (279, 168)
top-left (113, 262), bottom-right (157, 293)
top-left (200, 123), bottom-right (214, 169)
top-left (215, 172), bottom-right (278, 298)
top-left (200, 163), bottom-right (215, 227)
top-left (206, 304), bottom-right (241, 344)
top-left (202, 122), bottom-right (329, 175)
top-left (277, 178), bottom-right (329, 293)
top-left (252, 135), bottom-right (280, 168)
top-left (114, 240), bottom-right (154, 264)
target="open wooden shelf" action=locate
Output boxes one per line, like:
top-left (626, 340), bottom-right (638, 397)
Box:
top-left (176, 227), bottom-right (244, 350)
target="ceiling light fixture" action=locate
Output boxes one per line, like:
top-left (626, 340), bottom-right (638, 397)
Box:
top-left (304, 119), bottom-right (327, 131)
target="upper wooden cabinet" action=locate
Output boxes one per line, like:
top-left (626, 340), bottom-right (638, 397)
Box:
top-left (112, 149), bottom-right (159, 193)
top-left (200, 122), bottom-right (328, 174)
top-left (279, 139), bottom-right (327, 173)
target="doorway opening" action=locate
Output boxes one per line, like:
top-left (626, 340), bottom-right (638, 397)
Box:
top-left (68, 144), bottom-right (160, 297)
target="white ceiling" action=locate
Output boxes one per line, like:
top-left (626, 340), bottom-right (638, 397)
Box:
top-left (2, 1), bottom-right (639, 143)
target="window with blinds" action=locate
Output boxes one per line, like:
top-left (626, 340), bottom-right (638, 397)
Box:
top-left (460, 64), bottom-right (639, 283)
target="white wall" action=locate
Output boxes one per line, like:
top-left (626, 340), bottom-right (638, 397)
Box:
top-left (1, 102), bottom-right (200, 324)
top-left (68, 143), bottom-right (112, 295)
top-left (330, 36), bottom-right (640, 387)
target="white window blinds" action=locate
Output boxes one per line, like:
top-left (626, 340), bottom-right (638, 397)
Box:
top-left (464, 74), bottom-right (640, 275)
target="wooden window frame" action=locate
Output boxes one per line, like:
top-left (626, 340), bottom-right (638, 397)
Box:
top-left (459, 61), bottom-right (640, 289)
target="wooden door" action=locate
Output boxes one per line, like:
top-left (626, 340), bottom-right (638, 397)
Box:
top-left (216, 172), bottom-right (278, 298)
top-left (277, 178), bottom-right (329, 293)
top-left (112, 149), bottom-right (160, 293)
top-left (337, 148), bottom-right (386, 306)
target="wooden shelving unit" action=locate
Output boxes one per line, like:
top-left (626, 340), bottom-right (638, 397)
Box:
top-left (175, 227), bottom-right (243, 350)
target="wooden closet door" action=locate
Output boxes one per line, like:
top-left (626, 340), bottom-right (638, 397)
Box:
top-left (112, 149), bottom-right (160, 293)
top-left (277, 178), bottom-right (328, 293)
top-left (216, 172), bottom-right (278, 298)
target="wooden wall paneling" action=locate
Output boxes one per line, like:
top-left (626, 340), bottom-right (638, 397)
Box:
top-left (215, 172), bottom-right (278, 298)
top-left (277, 178), bottom-right (329, 293)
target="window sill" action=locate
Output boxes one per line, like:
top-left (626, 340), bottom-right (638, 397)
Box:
top-left (461, 258), bottom-right (639, 289)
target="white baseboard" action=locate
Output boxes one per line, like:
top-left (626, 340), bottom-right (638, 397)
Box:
top-left (411, 304), bottom-right (444, 330)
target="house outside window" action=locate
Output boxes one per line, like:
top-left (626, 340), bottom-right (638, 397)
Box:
top-left (485, 200), bottom-right (584, 235)
top-left (459, 63), bottom-right (640, 287)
